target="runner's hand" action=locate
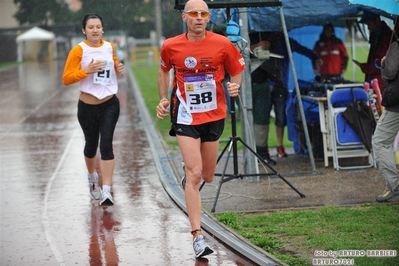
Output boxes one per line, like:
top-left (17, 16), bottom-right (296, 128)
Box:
top-left (116, 60), bottom-right (124, 75)
top-left (86, 59), bottom-right (105, 74)
top-left (226, 82), bottom-right (240, 97)
top-left (156, 98), bottom-right (170, 119)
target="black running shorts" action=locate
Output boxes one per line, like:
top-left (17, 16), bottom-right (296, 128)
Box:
top-left (169, 119), bottom-right (225, 142)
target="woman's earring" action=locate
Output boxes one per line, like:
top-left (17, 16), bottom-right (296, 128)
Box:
top-left (102, 31), bottom-right (104, 33)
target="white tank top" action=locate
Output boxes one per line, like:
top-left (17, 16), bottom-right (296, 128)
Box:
top-left (78, 41), bottom-right (118, 99)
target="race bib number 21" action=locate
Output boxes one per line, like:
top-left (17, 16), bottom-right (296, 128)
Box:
top-left (93, 60), bottom-right (113, 85)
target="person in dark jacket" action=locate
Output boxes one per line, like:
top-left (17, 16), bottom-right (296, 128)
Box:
top-left (372, 21), bottom-right (399, 202)
top-left (249, 31), bottom-right (321, 160)
top-left (353, 11), bottom-right (393, 93)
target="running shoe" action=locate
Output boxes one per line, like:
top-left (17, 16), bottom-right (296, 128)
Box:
top-left (89, 173), bottom-right (101, 200)
top-left (277, 146), bottom-right (288, 158)
top-left (99, 190), bottom-right (114, 206)
top-left (193, 235), bottom-right (214, 258)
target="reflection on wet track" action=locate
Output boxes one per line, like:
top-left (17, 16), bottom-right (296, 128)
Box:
top-left (0, 61), bottom-right (261, 265)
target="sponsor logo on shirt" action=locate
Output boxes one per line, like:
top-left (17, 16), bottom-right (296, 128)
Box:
top-left (184, 56), bottom-right (197, 68)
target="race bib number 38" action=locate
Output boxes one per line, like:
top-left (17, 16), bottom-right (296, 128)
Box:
top-left (93, 60), bottom-right (113, 85)
top-left (184, 74), bottom-right (217, 113)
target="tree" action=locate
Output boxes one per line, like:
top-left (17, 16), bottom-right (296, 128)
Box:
top-left (13, 0), bottom-right (183, 37)
top-left (13, 0), bottom-right (73, 27)
top-left (162, 0), bottom-right (184, 38)
top-left (77, 0), bottom-right (182, 38)
top-left (77, 0), bottom-right (149, 37)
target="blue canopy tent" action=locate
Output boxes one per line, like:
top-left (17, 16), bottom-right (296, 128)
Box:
top-left (210, 1), bottom-right (396, 31)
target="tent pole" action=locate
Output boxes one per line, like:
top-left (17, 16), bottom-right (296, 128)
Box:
top-left (279, 7), bottom-right (317, 174)
top-left (17, 42), bottom-right (22, 62)
top-left (238, 8), bottom-right (259, 178)
top-left (351, 22), bottom-right (356, 81)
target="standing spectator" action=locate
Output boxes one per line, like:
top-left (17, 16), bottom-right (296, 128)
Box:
top-left (353, 11), bottom-right (392, 93)
top-left (62, 13), bottom-right (124, 206)
top-left (372, 21), bottom-right (399, 202)
top-left (313, 23), bottom-right (349, 81)
top-left (269, 32), bottom-right (321, 158)
top-left (249, 31), bottom-right (276, 164)
top-left (250, 31), bottom-right (321, 159)
top-left (155, 0), bottom-right (245, 258)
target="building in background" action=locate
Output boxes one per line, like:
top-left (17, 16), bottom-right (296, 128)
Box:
top-left (0, 0), bottom-right (19, 28)
top-left (0, 0), bottom-right (81, 29)
top-left (0, 0), bottom-right (81, 63)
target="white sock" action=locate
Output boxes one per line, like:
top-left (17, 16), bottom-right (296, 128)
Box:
top-left (102, 185), bottom-right (111, 192)
top-left (88, 172), bottom-right (98, 182)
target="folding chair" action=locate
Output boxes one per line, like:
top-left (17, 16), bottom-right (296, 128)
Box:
top-left (327, 88), bottom-right (375, 170)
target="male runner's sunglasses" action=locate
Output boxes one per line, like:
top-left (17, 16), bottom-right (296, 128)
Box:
top-left (184, 10), bottom-right (210, 18)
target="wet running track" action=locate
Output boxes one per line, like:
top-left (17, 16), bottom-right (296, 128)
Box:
top-left (0, 61), bottom-right (282, 266)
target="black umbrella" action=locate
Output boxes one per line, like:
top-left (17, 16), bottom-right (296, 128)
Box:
top-left (342, 89), bottom-right (376, 153)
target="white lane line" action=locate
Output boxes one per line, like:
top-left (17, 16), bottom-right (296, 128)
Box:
top-left (42, 129), bottom-right (78, 266)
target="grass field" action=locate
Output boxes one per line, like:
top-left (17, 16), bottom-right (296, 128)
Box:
top-left (216, 205), bottom-right (399, 266)
top-left (0, 61), bottom-right (22, 69)
top-left (344, 42), bottom-right (370, 82)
